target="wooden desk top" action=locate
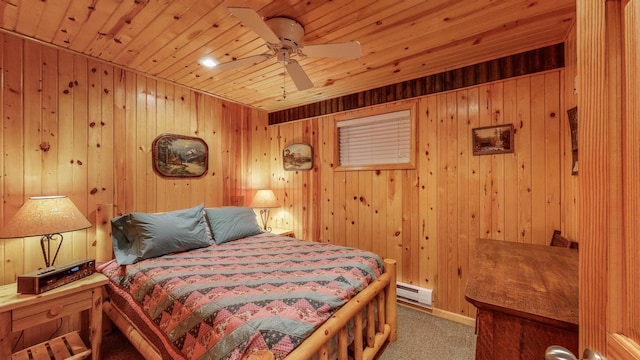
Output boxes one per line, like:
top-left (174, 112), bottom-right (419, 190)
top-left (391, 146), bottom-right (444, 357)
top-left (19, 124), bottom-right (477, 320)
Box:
top-left (465, 239), bottom-right (578, 330)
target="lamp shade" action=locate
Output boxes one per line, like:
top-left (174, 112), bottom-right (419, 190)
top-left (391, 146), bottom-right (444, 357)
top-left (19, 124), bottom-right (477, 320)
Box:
top-left (0, 196), bottom-right (91, 238)
top-left (249, 190), bottom-right (280, 208)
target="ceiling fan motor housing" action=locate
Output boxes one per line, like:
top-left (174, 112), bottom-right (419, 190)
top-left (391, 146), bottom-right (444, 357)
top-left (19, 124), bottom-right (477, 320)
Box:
top-left (266, 17), bottom-right (305, 50)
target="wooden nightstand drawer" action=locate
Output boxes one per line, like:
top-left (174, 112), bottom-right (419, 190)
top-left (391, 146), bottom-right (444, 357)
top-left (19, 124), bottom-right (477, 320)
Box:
top-left (12, 290), bottom-right (93, 332)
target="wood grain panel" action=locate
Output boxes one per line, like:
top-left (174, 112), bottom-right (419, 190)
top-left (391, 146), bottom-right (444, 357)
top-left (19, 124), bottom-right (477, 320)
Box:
top-left (58, 50), bottom-right (85, 262)
top-left (456, 89), bottom-right (471, 317)
top-left (502, 79), bottom-right (519, 242)
top-left (386, 170), bottom-right (404, 281)
top-left (70, 55), bottom-right (91, 259)
top-left (3, 34), bottom-right (25, 283)
top-left (0, 33), bottom-right (4, 282)
top-left (489, 82), bottom-right (505, 241)
top-left (418, 95), bottom-right (438, 291)
top-left (544, 71), bottom-right (562, 244)
top-left (516, 77), bottom-right (533, 243)
top-left (477, 85), bottom-right (493, 240)
top-left (22, 40), bottom-right (43, 271)
top-left (531, 74), bottom-right (547, 245)
top-left (577, 0), bottom-right (609, 353)
top-left (624, 0), bottom-right (640, 346)
top-left (371, 169), bottom-right (387, 258)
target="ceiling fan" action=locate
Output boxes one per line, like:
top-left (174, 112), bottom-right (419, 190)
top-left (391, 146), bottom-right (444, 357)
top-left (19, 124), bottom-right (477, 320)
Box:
top-left (214, 7), bottom-right (361, 95)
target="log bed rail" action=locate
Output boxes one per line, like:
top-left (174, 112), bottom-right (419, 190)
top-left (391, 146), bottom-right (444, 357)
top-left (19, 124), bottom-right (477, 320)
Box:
top-left (95, 204), bottom-right (397, 360)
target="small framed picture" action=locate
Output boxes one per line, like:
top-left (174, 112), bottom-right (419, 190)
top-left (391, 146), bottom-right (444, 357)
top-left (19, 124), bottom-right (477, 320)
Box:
top-left (472, 124), bottom-right (514, 155)
top-left (283, 143), bottom-right (313, 171)
top-left (152, 133), bottom-right (208, 177)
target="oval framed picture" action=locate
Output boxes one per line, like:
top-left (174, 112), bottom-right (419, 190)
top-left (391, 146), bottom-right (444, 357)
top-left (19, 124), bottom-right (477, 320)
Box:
top-left (283, 143), bottom-right (313, 171)
top-left (152, 133), bottom-right (208, 177)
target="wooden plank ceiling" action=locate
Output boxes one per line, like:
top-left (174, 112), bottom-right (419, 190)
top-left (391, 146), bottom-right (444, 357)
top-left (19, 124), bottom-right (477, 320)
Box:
top-left (0, 0), bottom-right (575, 112)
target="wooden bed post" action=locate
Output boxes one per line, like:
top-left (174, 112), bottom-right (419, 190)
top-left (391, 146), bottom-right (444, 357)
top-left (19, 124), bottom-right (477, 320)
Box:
top-left (383, 258), bottom-right (397, 342)
top-left (96, 203), bottom-right (114, 263)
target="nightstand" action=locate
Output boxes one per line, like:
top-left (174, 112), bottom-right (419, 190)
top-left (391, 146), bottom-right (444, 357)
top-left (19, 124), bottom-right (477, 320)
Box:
top-left (0, 272), bottom-right (109, 360)
top-left (270, 228), bottom-right (294, 237)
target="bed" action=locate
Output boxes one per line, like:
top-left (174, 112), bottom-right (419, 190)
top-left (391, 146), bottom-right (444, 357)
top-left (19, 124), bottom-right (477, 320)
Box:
top-left (95, 203), bottom-right (397, 360)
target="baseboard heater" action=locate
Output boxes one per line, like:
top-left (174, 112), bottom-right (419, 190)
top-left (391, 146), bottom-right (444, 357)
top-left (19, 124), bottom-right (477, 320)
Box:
top-left (396, 282), bottom-right (433, 309)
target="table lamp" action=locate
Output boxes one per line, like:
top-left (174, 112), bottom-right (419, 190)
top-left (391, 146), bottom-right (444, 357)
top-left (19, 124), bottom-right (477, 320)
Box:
top-left (0, 195), bottom-right (91, 269)
top-left (249, 189), bottom-right (280, 232)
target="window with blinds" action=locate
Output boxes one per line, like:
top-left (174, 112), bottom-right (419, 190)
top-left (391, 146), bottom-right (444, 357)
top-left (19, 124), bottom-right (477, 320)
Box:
top-left (337, 109), bottom-right (413, 170)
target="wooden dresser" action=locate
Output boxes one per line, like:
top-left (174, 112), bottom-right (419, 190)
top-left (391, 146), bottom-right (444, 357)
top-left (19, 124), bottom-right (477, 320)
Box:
top-left (465, 239), bottom-right (579, 360)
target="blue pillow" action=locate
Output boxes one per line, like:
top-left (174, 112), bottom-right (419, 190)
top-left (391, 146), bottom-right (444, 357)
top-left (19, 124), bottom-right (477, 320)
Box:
top-left (111, 204), bottom-right (210, 265)
top-left (205, 207), bottom-right (262, 244)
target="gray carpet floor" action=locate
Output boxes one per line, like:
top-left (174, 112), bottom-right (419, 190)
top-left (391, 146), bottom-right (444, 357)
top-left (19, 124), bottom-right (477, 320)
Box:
top-left (101, 305), bottom-right (476, 359)
top-left (378, 305), bottom-right (476, 360)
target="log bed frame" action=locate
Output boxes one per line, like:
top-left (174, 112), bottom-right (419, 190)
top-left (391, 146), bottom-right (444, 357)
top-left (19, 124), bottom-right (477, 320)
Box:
top-left (95, 204), bottom-right (398, 360)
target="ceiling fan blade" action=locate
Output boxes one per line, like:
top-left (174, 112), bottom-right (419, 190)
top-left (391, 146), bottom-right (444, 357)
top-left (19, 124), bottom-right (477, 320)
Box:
top-left (214, 54), bottom-right (271, 72)
top-left (300, 41), bottom-right (361, 58)
top-left (228, 7), bottom-right (280, 44)
top-left (285, 60), bottom-right (314, 91)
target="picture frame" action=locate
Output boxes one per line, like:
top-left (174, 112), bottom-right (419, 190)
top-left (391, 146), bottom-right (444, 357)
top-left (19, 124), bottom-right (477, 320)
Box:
top-left (472, 124), bottom-right (514, 155)
top-left (152, 133), bottom-right (208, 177)
top-left (283, 143), bottom-right (313, 171)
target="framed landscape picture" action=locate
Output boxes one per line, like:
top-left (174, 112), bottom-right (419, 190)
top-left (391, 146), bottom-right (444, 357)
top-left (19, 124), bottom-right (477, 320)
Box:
top-left (152, 133), bottom-right (208, 177)
top-left (472, 124), bottom-right (514, 155)
top-left (283, 143), bottom-right (313, 171)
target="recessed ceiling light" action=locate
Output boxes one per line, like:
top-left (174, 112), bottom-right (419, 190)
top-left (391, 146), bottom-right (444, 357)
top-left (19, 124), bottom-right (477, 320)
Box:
top-left (200, 57), bottom-right (218, 68)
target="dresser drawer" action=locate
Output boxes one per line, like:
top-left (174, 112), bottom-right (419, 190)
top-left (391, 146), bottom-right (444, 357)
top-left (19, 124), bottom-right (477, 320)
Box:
top-left (12, 290), bottom-right (93, 332)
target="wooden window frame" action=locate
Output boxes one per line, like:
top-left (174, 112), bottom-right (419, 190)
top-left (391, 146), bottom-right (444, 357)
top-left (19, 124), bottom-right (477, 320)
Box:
top-left (334, 102), bottom-right (416, 172)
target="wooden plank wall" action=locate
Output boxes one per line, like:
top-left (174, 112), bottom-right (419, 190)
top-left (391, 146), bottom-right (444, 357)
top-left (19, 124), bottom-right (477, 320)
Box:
top-left (0, 32), bottom-right (269, 283)
top-left (268, 69), bottom-right (567, 319)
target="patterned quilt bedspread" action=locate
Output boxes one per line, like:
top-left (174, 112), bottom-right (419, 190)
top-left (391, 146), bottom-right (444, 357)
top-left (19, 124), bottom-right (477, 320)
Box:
top-left (99, 232), bottom-right (384, 360)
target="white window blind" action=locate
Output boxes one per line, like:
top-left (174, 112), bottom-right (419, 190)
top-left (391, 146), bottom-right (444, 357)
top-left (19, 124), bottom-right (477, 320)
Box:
top-left (337, 109), bottom-right (411, 167)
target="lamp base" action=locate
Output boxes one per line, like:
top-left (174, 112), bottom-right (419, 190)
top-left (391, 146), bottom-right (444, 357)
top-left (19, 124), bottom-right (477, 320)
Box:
top-left (259, 209), bottom-right (272, 232)
top-left (41, 233), bottom-right (64, 268)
